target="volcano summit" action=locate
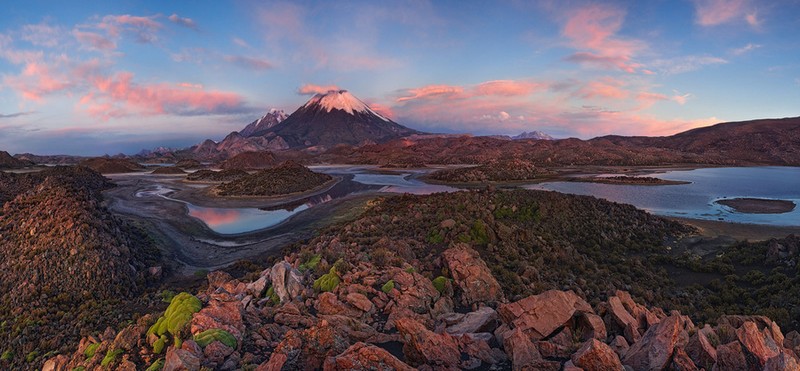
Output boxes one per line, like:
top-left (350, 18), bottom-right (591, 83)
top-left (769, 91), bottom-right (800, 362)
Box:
top-left (263, 90), bottom-right (419, 148)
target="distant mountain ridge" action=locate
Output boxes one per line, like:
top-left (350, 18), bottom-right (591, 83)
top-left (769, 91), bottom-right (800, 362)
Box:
top-left (513, 131), bottom-right (554, 140)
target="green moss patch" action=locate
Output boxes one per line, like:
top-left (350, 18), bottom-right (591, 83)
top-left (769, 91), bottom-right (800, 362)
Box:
top-left (84, 343), bottom-right (100, 359)
top-left (193, 329), bottom-right (237, 349)
top-left (381, 280), bottom-right (395, 294)
top-left (100, 349), bottom-right (123, 367)
top-left (432, 276), bottom-right (449, 293)
top-left (313, 267), bottom-right (341, 292)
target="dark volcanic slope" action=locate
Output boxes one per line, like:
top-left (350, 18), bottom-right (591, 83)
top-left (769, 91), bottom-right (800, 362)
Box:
top-left (219, 150), bottom-right (277, 169)
top-left (265, 90), bottom-right (418, 148)
top-left (0, 167), bottom-right (160, 368)
top-left (214, 161), bottom-right (332, 197)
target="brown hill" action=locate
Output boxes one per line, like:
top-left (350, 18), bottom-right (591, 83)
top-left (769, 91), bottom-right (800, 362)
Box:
top-left (0, 150), bottom-right (33, 169)
top-left (218, 151), bottom-right (277, 170)
top-left (214, 161), bottom-right (332, 197)
top-left (79, 157), bottom-right (145, 174)
top-left (594, 116), bottom-right (800, 165)
top-left (0, 167), bottom-right (160, 368)
top-left (427, 159), bottom-right (553, 183)
top-left (150, 166), bottom-right (186, 174)
top-left (185, 169), bottom-right (248, 182)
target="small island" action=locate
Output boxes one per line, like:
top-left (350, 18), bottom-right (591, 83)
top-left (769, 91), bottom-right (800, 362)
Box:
top-left (568, 175), bottom-right (690, 186)
top-left (185, 169), bottom-right (248, 182)
top-left (213, 161), bottom-right (334, 197)
top-left (716, 197), bottom-right (797, 214)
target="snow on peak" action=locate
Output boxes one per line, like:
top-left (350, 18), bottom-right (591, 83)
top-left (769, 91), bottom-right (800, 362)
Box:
top-left (303, 90), bottom-right (390, 121)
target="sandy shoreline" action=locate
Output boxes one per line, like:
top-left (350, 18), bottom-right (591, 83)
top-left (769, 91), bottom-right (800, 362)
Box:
top-left (669, 216), bottom-right (800, 241)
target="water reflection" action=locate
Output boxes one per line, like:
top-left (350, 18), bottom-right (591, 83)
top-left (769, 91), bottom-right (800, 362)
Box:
top-left (136, 167), bottom-right (459, 235)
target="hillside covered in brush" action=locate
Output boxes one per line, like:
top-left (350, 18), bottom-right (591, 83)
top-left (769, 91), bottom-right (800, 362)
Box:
top-left (214, 161), bottom-right (332, 197)
top-left (0, 167), bottom-right (161, 368)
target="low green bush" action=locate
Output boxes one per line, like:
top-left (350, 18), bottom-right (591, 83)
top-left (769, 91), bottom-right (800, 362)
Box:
top-left (193, 329), bottom-right (237, 349)
top-left (381, 280), bottom-right (395, 294)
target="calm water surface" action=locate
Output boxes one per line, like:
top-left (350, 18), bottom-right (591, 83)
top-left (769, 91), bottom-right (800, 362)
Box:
top-left (525, 167), bottom-right (800, 226)
top-left (137, 167), bottom-right (458, 234)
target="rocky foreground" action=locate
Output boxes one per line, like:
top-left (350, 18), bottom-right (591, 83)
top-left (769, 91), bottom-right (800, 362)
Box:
top-left (42, 187), bottom-right (800, 370)
top-left (45, 245), bottom-right (800, 371)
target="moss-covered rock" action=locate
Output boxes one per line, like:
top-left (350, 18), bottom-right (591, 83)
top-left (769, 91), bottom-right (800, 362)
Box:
top-left (381, 280), bottom-right (395, 294)
top-left (84, 343), bottom-right (100, 359)
top-left (299, 254), bottom-right (321, 272)
top-left (145, 358), bottom-right (165, 371)
top-left (100, 349), bottom-right (123, 367)
top-left (193, 329), bottom-right (237, 349)
top-left (432, 276), bottom-right (449, 294)
top-left (313, 267), bottom-right (341, 292)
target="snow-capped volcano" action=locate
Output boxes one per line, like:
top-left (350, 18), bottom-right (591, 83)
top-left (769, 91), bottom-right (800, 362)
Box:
top-left (303, 90), bottom-right (390, 121)
top-left (240, 108), bottom-right (288, 137)
top-left (262, 89), bottom-right (419, 148)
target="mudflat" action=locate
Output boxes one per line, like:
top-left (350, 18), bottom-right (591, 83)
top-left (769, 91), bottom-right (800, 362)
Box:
top-left (716, 197), bottom-right (796, 214)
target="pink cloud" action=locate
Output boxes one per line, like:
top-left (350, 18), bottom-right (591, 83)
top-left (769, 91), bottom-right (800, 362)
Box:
top-left (366, 102), bottom-right (395, 119)
top-left (560, 4), bottom-right (644, 73)
top-left (396, 85), bottom-right (465, 102)
top-left (474, 80), bottom-right (544, 96)
top-left (297, 84), bottom-right (341, 95)
top-left (576, 78), bottom-right (628, 100)
top-left (79, 71), bottom-right (247, 119)
top-left (692, 0), bottom-right (752, 26)
top-left (73, 29), bottom-right (116, 51)
top-left (3, 61), bottom-right (71, 101)
top-left (168, 14), bottom-right (197, 29)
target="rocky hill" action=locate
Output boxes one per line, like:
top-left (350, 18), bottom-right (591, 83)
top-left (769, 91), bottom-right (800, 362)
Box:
top-left (185, 169), bottom-right (248, 182)
top-left (214, 161), bottom-right (332, 197)
top-left (0, 150), bottom-right (33, 169)
top-left (0, 167), bottom-right (160, 369)
top-left (44, 188), bottom-right (800, 370)
top-left (427, 159), bottom-right (553, 183)
top-left (218, 151), bottom-right (277, 170)
top-left (79, 157), bottom-right (145, 174)
top-left (151, 166), bottom-right (186, 175)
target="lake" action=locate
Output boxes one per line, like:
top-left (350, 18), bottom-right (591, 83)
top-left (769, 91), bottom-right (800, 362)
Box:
top-left (136, 167), bottom-right (459, 235)
top-left (525, 167), bottom-right (800, 226)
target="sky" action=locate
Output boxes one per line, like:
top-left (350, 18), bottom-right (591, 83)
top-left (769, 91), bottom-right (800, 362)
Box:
top-left (1, 0), bottom-right (799, 155)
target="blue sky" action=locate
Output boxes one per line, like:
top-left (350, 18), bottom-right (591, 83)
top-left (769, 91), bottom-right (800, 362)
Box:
top-left (1, 0), bottom-right (799, 155)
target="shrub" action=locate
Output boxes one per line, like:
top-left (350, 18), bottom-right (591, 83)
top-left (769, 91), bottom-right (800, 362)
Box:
top-left (146, 358), bottom-right (165, 371)
top-left (313, 267), bottom-right (341, 292)
top-left (427, 228), bottom-right (445, 244)
top-left (432, 276), bottom-right (449, 293)
top-left (371, 248), bottom-right (391, 268)
top-left (1, 350), bottom-right (12, 361)
top-left (299, 254), bottom-right (321, 272)
top-left (84, 342), bottom-right (100, 359)
top-left (147, 292), bottom-right (202, 353)
top-left (153, 335), bottom-right (167, 354)
top-left (405, 266), bottom-right (416, 273)
top-left (101, 349), bottom-right (123, 367)
top-left (265, 286), bottom-right (280, 305)
top-left (381, 280), bottom-right (395, 294)
top-left (194, 329), bottom-right (238, 349)
top-left (25, 351), bottom-right (38, 363)
top-left (470, 220), bottom-right (489, 245)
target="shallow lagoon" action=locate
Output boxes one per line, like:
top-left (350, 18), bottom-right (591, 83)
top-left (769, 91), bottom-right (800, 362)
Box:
top-left (525, 167), bottom-right (800, 226)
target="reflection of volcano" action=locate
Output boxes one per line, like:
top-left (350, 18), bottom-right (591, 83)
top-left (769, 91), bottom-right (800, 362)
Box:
top-left (260, 174), bottom-right (382, 211)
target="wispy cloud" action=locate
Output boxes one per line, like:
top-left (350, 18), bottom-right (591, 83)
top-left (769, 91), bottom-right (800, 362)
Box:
top-left (650, 55), bottom-right (728, 75)
top-left (168, 14), bottom-right (198, 30)
top-left (692, 0), bottom-right (760, 28)
top-left (223, 55), bottom-right (273, 70)
top-left (21, 23), bottom-right (63, 47)
top-left (0, 111), bottom-right (36, 119)
top-left (730, 43), bottom-right (761, 55)
top-left (297, 84), bottom-right (340, 95)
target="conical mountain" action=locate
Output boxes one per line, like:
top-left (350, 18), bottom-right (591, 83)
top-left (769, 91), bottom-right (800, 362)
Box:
top-left (263, 90), bottom-right (419, 148)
